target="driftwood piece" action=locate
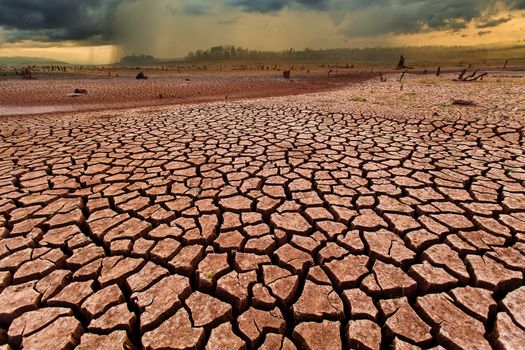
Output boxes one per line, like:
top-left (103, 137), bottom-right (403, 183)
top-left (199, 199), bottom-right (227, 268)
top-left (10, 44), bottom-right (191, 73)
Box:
top-left (465, 72), bottom-right (487, 81)
top-left (455, 69), bottom-right (487, 82)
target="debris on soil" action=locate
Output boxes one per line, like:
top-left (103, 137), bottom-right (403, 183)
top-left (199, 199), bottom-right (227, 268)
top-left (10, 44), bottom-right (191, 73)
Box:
top-left (283, 70), bottom-right (291, 79)
top-left (136, 72), bottom-right (148, 80)
top-left (452, 99), bottom-right (476, 106)
top-left (455, 69), bottom-right (488, 82)
top-left (74, 89), bottom-right (88, 95)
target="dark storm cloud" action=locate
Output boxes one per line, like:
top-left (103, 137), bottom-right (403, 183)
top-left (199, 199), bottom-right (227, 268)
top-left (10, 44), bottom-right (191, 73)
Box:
top-left (225, 0), bottom-right (330, 13)
top-left (166, 1), bottom-right (210, 16)
top-left (476, 15), bottom-right (512, 28)
top-left (0, 0), bottom-right (127, 42)
top-left (226, 0), bottom-right (524, 35)
top-left (0, 0), bottom-right (523, 44)
top-left (225, 0), bottom-right (290, 13)
top-left (226, 0), bottom-right (525, 13)
top-left (337, 0), bottom-right (485, 35)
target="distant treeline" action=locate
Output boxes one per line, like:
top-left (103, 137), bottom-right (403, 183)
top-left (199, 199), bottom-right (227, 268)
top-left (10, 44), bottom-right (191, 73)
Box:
top-left (117, 45), bottom-right (525, 67)
top-left (0, 56), bottom-right (69, 66)
top-left (183, 45), bottom-right (525, 65)
top-left (120, 54), bottom-right (159, 65)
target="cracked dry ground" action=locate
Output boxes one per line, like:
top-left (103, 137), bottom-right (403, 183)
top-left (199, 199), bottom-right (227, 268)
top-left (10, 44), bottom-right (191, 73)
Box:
top-left (0, 102), bottom-right (524, 350)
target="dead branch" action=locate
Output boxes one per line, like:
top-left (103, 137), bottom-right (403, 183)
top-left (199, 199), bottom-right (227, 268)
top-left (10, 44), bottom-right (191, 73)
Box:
top-left (454, 69), bottom-right (487, 82)
top-left (399, 70), bottom-right (407, 83)
top-left (464, 70), bottom-right (479, 80)
top-left (457, 69), bottom-right (467, 81)
top-left (465, 72), bottom-right (487, 81)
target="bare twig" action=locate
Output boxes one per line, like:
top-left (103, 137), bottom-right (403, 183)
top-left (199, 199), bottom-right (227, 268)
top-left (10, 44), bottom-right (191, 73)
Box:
top-left (464, 70), bottom-right (479, 80)
top-left (399, 70), bottom-right (407, 83)
top-left (457, 69), bottom-right (467, 81)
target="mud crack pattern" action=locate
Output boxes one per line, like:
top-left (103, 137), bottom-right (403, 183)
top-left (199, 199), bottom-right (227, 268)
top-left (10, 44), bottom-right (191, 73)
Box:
top-left (0, 102), bottom-right (524, 350)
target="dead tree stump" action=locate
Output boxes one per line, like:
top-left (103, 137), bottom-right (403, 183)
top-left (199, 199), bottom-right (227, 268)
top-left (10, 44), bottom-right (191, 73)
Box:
top-left (21, 67), bottom-right (32, 79)
top-left (397, 55), bottom-right (414, 70)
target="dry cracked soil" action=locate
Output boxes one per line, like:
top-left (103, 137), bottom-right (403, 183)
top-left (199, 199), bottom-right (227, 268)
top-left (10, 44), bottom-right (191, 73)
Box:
top-left (0, 73), bottom-right (524, 350)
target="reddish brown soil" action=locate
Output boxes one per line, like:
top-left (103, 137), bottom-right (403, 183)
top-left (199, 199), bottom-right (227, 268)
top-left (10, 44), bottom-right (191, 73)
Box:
top-left (0, 73), bottom-right (523, 350)
top-left (0, 71), bottom-right (372, 117)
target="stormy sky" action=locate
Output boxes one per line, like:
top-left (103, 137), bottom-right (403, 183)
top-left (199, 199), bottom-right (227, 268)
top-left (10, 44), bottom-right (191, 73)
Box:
top-left (0, 0), bottom-right (524, 63)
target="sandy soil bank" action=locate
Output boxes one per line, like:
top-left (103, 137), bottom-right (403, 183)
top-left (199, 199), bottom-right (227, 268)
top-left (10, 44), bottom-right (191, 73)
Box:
top-left (0, 71), bottom-right (372, 117)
